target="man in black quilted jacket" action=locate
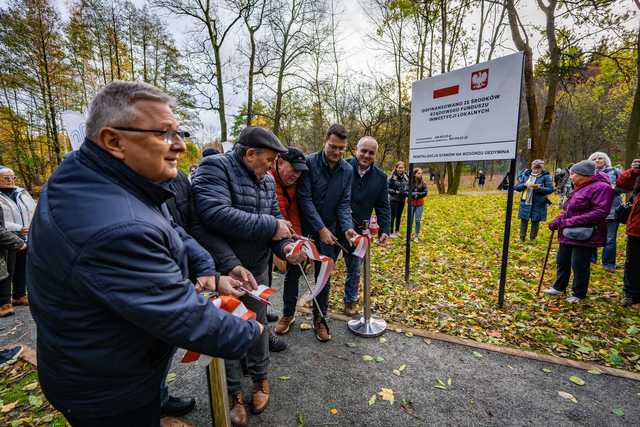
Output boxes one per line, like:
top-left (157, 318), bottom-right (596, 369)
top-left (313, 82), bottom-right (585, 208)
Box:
top-left (192, 126), bottom-right (306, 427)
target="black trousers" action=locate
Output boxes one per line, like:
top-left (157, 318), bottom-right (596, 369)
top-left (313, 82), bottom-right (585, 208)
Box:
top-left (623, 235), bottom-right (640, 301)
top-left (0, 249), bottom-right (26, 305)
top-left (552, 243), bottom-right (593, 299)
top-left (62, 394), bottom-right (161, 427)
top-left (389, 200), bottom-right (405, 233)
top-left (282, 263), bottom-right (303, 317)
top-left (519, 219), bottom-right (540, 241)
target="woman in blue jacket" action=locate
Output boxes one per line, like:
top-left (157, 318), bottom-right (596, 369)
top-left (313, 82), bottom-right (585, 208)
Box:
top-left (514, 159), bottom-right (554, 242)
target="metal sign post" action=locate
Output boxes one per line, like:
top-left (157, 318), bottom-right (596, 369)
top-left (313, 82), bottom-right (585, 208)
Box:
top-left (348, 220), bottom-right (387, 337)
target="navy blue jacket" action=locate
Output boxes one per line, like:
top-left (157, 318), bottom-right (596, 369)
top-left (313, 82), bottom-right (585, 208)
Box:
top-left (346, 158), bottom-right (391, 235)
top-left (297, 151), bottom-right (354, 236)
top-left (192, 151), bottom-right (290, 276)
top-left (514, 170), bottom-right (554, 222)
top-left (27, 140), bottom-right (261, 417)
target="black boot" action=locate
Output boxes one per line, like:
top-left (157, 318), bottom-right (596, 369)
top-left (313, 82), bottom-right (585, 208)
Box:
top-left (266, 306), bottom-right (279, 323)
top-left (160, 396), bottom-right (196, 417)
top-left (269, 332), bottom-right (287, 352)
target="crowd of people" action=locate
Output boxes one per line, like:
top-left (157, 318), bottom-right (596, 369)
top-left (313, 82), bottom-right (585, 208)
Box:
top-left (0, 80), bottom-right (638, 426)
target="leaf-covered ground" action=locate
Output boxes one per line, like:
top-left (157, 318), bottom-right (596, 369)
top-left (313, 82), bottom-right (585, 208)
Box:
top-left (0, 358), bottom-right (68, 426)
top-left (329, 193), bottom-right (640, 372)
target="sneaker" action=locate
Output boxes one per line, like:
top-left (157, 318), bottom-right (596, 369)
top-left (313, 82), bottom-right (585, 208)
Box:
top-left (566, 296), bottom-right (581, 303)
top-left (343, 302), bottom-right (358, 317)
top-left (603, 265), bottom-right (617, 273)
top-left (413, 237), bottom-right (419, 243)
top-left (0, 345), bottom-right (23, 366)
top-left (11, 295), bottom-right (28, 306)
top-left (160, 396), bottom-right (196, 417)
top-left (0, 304), bottom-right (14, 318)
top-left (268, 333), bottom-right (287, 352)
top-left (542, 287), bottom-right (562, 295)
top-left (622, 296), bottom-right (640, 307)
top-left (266, 307), bottom-right (279, 323)
top-left (274, 315), bottom-right (295, 335)
top-left (313, 317), bottom-right (331, 342)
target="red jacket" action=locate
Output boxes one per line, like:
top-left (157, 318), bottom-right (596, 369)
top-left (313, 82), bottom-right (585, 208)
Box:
top-left (270, 170), bottom-right (302, 235)
top-left (617, 167), bottom-right (640, 237)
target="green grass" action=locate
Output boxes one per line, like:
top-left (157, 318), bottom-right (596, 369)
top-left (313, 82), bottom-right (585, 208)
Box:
top-left (328, 193), bottom-right (640, 371)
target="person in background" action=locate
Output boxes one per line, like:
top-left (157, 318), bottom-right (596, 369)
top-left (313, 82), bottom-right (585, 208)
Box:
top-left (543, 160), bottom-right (615, 303)
top-left (272, 147), bottom-right (307, 335)
top-left (27, 80), bottom-right (262, 426)
top-left (202, 147), bottom-right (220, 157)
top-left (556, 164), bottom-right (574, 207)
top-left (340, 136), bottom-right (390, 316)
top-left (297, 124), bottom-right (358, 342)
top-left (617, 158), bottom-right (640, 306)
top-left (408, 168), bottom-right (428, 242)
top-left (477, 170), bottom-right (486, 190)
top-left (0, 167), bottom-right (36, 314)
top-left (192, 126), bottom-right (306, 426)
top-left (588, 151), bottom-right (622, 272)
top-left (0, 197), bottom-right (27, 317)
top-left (514, 160), bottom-right (554, 242)
top-left (387, 161), bottom-right (408, 238)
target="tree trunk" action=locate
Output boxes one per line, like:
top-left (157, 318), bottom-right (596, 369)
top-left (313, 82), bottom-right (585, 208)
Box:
top-left (625, 19), bottom-right (640, 167)
top-left (246, 28), bottom-right (256, 125)
top-left (536, 0), bottom-right (559, 161)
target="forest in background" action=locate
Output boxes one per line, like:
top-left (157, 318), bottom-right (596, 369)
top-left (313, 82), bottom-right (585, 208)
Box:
top-left (0, 0), bottom-right (638, 193)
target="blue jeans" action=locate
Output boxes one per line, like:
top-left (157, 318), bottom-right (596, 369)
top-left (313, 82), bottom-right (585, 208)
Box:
top-left (159, 348), bottom-right (177, 406)
top-left (410, 205), bottom-right (424, 236)
top-left (591, 221), bottom-right (619, 269)
top-left (343, 252), bottom-right (363, 304)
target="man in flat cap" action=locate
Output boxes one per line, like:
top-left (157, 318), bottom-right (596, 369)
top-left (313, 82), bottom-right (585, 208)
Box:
top-left (192, 126), bottom-right (306, 426)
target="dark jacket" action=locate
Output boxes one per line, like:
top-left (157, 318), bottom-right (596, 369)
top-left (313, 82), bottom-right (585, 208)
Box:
top-left (27, 140), bottom-right (261, 417)
top-left (0, 208), bottom-right (24, 280)
top-left (166, 170), bottom-right (240, 276)
top-left (409, 182), bottom-right (428, 207)
top-left (192, 151), bottom-right (290, 276)
top-left (388, 173), bottom-right (409, 203)
top-left (600, 166), bottom-right (622, 221)
top-left (346, 158), bottom-right (391, 235)
top-left (514, 170), bottom-right (554, 222)
top-left (297, 151), bottom-right (353, 236)
top-left (549, 172), bottom-right (615, 247)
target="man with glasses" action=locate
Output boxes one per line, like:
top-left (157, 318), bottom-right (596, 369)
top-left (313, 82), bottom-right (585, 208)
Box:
top-left (340, 137), bottom-right (391, 316)
top-left (297, 124), bottom-right (358, 342)
top-left (0, 166), bottom-right (36, 317)
top-left (27, 81), bottom-right (262, 426)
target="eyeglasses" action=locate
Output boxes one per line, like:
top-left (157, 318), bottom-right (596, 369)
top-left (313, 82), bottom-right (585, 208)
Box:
top-left (2, 176), bottom-right (16, 181)
top-left (112, 127), bottom-right (190, 145)
top-left (327, 143), bottom-right (347, 152)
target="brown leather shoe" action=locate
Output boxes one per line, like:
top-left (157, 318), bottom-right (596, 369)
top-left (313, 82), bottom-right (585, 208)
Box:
top-left (229, 391), bottom-right (247, 427)
top-left (343, 302), bottom-right (358, 317)
top-left (314, 317), bottom-right (331, 342)
top-left (0, 304), bottom-right (15, 318)
top-left (12, 295), bottom-right (28, 306)
top-left (250, 378), bottom-right (270, 414)
top-left (274, 315), bottom-right (295, 335)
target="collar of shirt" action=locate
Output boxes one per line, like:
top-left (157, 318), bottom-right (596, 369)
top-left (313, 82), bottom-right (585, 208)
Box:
top-left (357, 165), bottom-right (371, 178)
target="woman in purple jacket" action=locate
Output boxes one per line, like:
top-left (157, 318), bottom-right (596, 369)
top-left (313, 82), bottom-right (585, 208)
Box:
top-left (543, 160), bottom-right (615, 303)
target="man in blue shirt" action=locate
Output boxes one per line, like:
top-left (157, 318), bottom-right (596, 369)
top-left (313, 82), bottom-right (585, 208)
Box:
top-left (297, 124), bottom-right (358, 342)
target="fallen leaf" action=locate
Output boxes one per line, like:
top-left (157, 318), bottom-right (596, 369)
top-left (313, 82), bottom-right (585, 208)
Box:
top-left (300, 323), bottom-right (312, 331)
top-left (558, 391), bottom-right (577, 403)
top-left (542, 368), bottom-right (552, 373)
top-left (472, 351), bottom-right (483, 359)
top-left (345, 342), bottom-right (357, 348)
top-left (405, 332), bottom-right (414, 337)
top-left (277, 375), bottom-right (291, 381)
top-left (374, 356), bottom-right (385, 363)
top-left (1, 401), bottom-right (18, 413)
top-left (569, 375), bottom-right (585, 386)
top-left (395, 328), bottom-right (402, 333)
top-left (627, 326), bottom-right (638, 335)
top-left (398, 364), bottom-right (407, 372)
top-left (612, 407), bottom-right (624, 417)
top-left (368, 394), bottom-right (377, 406)
top-left (447, 378), bottom-right (452, 386)
top-left (423, 339), bottom-right (431, 345)
top-left (28, 395), bottom-right (43, 408)
top-left (362, 355), bottom-right (374, 363)
top-left (166, 372), bottom-right (177, 383)
top-left (506, 365), bottom-right (514, 370)
top-left (488, 331), bottom-right (501, 338)
top-left (379, 388), bottom-right (395, 405)
top-left (379, 337), bottom-right (387, 344)
top-left (393, 369), bottom-right (401, 376)
top-left (22, 382), bottom-right (38, 391)
top-left (587, 369), bottom-right (602, 375)
top-left (296, 412), bottom-right (304, 427)
top-left (329, 408), bottom-right (337, 415)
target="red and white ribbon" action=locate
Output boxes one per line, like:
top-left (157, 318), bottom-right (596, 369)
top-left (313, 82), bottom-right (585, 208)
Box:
top-left (250, 285), bottom-right (274, 301)
top-left (288, 238), bottom-right (334, 298)
top-left (181, 295), bottom-right (257, 365)
top-left (350, 216), bottom-right (380, 259)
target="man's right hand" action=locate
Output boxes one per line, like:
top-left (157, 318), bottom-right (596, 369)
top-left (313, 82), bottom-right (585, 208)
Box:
top-left (273, 219), bottom-right (293, 240)
top-left (318, 227), bottom-right (337, 245)
top-left (18, 242), bottom-right (27, 251)
top-left (217, 275), bottom-right (246, 298)
top-left (631, 159), bottom-right (640, 171)
top-left (229, 265), bottom-right (258, 290)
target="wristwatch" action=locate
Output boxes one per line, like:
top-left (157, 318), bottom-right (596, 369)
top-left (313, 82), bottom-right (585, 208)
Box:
top-left (213, 272), bottom-right (221, 293)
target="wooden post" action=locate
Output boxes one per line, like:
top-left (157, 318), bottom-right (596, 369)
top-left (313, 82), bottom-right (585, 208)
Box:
top-left (206, 358), bottom-right (231, 427)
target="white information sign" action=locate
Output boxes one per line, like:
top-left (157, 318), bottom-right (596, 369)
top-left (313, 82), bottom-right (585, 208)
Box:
top-left (409, 52), bottom-right (524, 163)
top-left (60, 110), bottom-right (86, 151)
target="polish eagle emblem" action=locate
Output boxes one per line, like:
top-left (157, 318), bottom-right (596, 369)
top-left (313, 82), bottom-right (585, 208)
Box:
top-left (471, 69), bottom-right (489, 90)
